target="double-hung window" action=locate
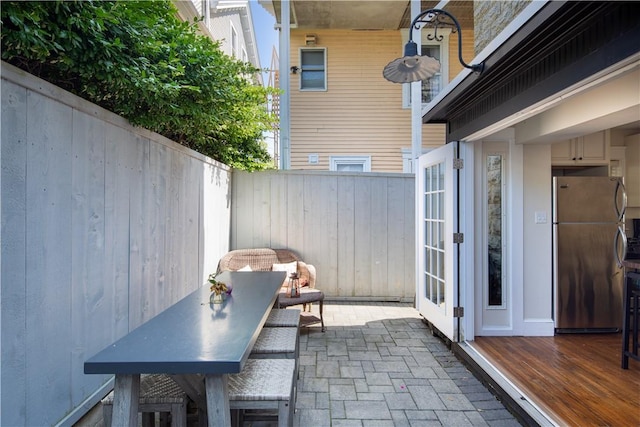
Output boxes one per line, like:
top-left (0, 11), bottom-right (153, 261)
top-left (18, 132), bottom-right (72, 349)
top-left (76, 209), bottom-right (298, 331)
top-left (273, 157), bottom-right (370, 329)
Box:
top-left (402, 29), bottom-right (450, 108)
top-left (299, 48), bottom-right (327, 91)
top-left (230, 24), bottom-right (238, 58)
top-left (330, 156), bottom-right (371, 172)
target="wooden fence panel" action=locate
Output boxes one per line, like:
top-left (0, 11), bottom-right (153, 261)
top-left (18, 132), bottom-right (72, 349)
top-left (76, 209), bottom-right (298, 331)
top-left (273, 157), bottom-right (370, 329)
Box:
top-left (269, 172), bottom-right (289, 248)
top-left (353, 177), bottom-right (373, 297)
top-left (103, 124), bottom-right (135, 354)
top-left (336, 176), bottom-right (356, 297)
top-left (25, 88), bottom-right (74, 425)
top-left (70, 110), bottom-right (107, 406)
top-left (285, 174), bottom-right (305, 251)
top-left (231, 170), bottom-right (415, 300)
top-left (1, 73), bottom-right (29, 427)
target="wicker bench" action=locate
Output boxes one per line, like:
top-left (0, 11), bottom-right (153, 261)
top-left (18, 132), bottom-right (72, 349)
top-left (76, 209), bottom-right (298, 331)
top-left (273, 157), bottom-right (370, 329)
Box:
top-left (265, 308), bottom-right (302, 328)
top-left (251, 326), bottom-right (300, 383)
top-left (102, 374), bottom-right (187, 427)
top-left (217, 248), bottom-right (325, 331)
top-left (229, 359), bottom-right (296, 427)
top-left (217, 248), bottom-right (316, 289)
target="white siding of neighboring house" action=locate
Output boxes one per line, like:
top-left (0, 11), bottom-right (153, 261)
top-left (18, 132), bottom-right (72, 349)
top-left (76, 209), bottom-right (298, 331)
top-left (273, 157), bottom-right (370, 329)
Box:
top-left (209, 10), bottom-right (242, 58)
top-left (173, 0), bottom-right (211, 37)
top-left (175, 1), bottom-right (259, 69)
top-left (288, 28), bottom-right (477, 173)
top-left (208, 2), bottom-right (261, 86)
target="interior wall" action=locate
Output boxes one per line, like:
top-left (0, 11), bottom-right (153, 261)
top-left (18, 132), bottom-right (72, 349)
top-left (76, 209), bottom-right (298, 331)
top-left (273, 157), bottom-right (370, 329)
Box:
top-left (521, 143), bottom-right (554, 334)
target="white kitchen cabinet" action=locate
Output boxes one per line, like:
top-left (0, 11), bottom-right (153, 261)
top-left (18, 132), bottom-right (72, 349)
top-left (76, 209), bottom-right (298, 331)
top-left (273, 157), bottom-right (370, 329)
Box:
top-left (551, 130), bottom-right (610, 165)
top-left (625, 134), bottom-right (640, 207)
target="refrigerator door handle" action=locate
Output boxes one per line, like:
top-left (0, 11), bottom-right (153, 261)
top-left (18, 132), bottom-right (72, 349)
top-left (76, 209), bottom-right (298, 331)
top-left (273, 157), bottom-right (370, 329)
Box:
top-left (615, 180), bottom-right (627, 222)
top-left (615, 225), bottom-right (627, 268)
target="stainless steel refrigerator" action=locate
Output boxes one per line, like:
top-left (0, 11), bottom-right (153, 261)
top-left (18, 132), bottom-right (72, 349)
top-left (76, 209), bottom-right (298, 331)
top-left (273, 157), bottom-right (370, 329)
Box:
top-left (553, 176), bottom-right (627, 333)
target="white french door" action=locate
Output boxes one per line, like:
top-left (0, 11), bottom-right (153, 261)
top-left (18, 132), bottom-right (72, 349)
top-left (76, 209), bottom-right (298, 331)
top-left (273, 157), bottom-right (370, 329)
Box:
top-left (416, 143), bottom-right (459, 341)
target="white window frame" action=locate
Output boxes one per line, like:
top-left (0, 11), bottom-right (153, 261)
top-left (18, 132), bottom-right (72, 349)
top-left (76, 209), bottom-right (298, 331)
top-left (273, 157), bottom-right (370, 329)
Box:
top-left (329, 156), bottom-right (371, 172)
top-left (482, 142), bottom-right (509, 312)
top-left (230, 23), bottom-right (238, 58)
top-left (401, 28), bottom-right (450, 108)
top-left (299, 47), bottom-right (327, 91)
top-left (401, 147), bottom-right (433, 173)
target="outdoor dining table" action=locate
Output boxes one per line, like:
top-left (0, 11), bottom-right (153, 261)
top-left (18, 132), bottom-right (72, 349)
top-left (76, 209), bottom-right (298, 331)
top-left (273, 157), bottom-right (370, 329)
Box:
top-left (84, 270), bottom-right (285, 427)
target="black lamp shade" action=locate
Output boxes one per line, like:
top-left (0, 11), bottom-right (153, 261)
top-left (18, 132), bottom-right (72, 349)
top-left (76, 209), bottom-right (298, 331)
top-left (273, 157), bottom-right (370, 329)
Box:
top-left (382, 9), bottom-right (483, 84)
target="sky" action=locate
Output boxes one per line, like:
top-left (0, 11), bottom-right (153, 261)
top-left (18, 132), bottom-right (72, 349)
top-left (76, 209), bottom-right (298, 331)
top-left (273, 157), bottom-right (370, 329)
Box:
top-left (249, 0), bottom-right (280, 158)
top-left (249, 0), bottom-right (280, 86)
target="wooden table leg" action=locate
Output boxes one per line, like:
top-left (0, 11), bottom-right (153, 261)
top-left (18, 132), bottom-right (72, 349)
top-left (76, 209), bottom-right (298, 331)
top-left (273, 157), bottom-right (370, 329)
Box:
top-left (205, 373), bottom-right (231, 427)
top-left (172, 374), bottom-right (207, 409)
top-left (111, 374), bottom-right (140, 427)
top-left (171, 374), bottom-right (208, 427)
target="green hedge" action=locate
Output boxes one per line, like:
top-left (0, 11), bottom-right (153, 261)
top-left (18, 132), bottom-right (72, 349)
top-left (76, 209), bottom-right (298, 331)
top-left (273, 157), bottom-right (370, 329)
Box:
top-left (1, 0), bottom-right (277, 170)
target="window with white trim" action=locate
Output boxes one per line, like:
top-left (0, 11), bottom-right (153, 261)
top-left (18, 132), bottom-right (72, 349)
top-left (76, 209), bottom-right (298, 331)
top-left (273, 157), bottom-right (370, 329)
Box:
top-left (402, 147), bottom-right (433, 173)
top-left (401, 29), bottom-right (450, 108)
top-left (299, 48), bottom-right (327, 91)
top-left (330, 156), bottom-right (371, 172)
top-left (230, 24), bottom-right (238, 58)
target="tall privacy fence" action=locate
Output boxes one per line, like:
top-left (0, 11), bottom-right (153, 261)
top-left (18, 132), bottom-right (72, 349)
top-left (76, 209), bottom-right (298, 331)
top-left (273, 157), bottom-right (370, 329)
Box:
top-left (1, 62), bottom-right (231, 426)
top-left (231, 170), bottom-right (415, 302)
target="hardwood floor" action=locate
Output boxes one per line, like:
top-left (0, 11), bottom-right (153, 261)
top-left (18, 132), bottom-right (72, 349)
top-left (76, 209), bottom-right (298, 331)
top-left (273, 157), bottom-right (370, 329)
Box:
top-left (470, 334), bottom-right (640, 427)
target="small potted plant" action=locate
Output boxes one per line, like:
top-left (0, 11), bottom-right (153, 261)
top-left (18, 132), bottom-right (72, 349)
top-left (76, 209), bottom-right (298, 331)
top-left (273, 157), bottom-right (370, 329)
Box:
top-left (208, 274), bottom-right (228, 304)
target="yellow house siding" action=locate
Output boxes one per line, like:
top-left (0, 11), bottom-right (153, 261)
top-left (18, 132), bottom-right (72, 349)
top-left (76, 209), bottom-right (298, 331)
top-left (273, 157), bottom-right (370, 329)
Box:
top-left (287, 26), bottom-right (475, 172)
top-left (289, 29), bottom-right (446, 172)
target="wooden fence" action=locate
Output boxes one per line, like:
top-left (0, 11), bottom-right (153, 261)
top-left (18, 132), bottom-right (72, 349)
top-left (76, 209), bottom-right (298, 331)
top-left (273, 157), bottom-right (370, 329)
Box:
top-left (1, 62), bottom-right (230, 426)
top-left (231, 170), bottom-right (415, 301)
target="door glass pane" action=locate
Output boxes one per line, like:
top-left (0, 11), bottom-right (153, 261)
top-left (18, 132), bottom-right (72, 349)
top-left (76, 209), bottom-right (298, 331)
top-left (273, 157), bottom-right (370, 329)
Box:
top-left (487, 155), bottom-right (503, 306)
top-left (424, 161), bottom-right (446, 312)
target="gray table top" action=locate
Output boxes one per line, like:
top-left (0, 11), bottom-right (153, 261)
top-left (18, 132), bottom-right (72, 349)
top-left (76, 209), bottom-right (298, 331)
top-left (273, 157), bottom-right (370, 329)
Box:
top-left (84, 271), bottom-right (285, 375)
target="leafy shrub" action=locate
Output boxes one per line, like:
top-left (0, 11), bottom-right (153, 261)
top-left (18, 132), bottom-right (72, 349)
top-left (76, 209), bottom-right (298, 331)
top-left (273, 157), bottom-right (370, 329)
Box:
top-left (1, 0), bottom-right (277, 170)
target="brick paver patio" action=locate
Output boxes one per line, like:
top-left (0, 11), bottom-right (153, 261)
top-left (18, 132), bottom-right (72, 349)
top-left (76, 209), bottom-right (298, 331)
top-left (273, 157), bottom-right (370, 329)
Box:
top-left (292, 301), bottom-right (521, 427)
top-left (76, 302), bottom-right (521, 427)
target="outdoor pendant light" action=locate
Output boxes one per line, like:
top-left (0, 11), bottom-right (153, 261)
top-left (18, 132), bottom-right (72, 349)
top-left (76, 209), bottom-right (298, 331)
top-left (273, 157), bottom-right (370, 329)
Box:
top-left (383, 8), bottom-right (484, 84)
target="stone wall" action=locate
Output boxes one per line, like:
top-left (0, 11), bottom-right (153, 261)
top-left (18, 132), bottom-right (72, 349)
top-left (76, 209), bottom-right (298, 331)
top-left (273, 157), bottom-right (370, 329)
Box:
top-left (474, 0), bottom-right (531, 53)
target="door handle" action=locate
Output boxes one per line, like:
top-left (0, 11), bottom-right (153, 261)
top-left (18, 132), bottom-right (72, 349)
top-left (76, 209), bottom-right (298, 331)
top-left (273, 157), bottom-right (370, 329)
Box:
top-left (615, 179), bottom-right (627, 222)
top-left (614, 225), bottom-right (627, 268)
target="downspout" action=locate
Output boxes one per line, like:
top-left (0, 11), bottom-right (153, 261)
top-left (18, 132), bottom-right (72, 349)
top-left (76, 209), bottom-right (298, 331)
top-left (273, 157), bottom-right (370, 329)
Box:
top-left (279, 0), bottom-right (291, 169)
top-left (410, 0), bottom-right (422, 173)
top-left (411, 0), bottom-right (421, 313)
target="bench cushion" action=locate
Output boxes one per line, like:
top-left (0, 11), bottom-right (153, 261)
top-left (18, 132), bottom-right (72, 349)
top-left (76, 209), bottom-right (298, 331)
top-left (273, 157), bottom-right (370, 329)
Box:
top-left (228, 359), bottom-right (295, 401)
